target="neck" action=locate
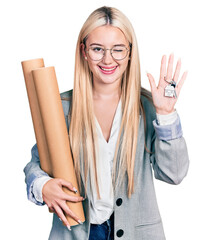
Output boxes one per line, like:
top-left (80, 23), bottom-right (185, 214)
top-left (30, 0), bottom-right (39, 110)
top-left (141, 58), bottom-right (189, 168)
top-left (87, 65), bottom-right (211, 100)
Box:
top-left (92, 79), bottom-right (122, 101)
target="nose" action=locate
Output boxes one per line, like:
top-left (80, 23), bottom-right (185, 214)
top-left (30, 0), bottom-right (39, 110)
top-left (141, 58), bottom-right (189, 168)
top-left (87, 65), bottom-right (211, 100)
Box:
top-left (102, 49), bottom-right (113, 64)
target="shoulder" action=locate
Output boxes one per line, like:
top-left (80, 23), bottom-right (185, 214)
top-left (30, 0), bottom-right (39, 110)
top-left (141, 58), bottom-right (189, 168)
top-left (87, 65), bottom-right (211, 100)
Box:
top-left (60, 89), bottom-right (73, 116)
top-left (140, 87), bottom-right (156, 122)
top-left (60, 89), bottom-right (73, 100)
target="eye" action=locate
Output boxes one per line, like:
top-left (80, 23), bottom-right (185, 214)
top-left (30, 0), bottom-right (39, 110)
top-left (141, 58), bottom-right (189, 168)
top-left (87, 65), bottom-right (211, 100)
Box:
top-left (91, 46), bottom-right (104, 52)
top-left (114, 49), bottom-right (123, 52)
top-left (112, 46), bottom-right (125, 52)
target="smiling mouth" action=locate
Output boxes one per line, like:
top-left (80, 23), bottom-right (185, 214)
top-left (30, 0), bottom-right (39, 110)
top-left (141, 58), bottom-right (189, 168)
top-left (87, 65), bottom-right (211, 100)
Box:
top-left (98, 65), bottom-right (118, 74)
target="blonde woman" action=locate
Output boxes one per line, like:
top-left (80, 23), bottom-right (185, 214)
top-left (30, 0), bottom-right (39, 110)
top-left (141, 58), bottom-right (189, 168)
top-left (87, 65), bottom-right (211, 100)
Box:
top-left (24, 6), bottom-right (189, 240)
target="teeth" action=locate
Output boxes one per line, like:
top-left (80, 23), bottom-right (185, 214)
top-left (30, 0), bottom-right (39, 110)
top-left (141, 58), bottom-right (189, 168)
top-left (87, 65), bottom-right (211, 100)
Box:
top-left (100, 66), bottom-right (117, 71)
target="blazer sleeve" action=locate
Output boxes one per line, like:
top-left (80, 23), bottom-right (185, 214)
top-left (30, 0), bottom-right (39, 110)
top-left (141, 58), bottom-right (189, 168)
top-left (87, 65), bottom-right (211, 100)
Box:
top-left (23, 143), bottom-right (49, 205)
top-left (141, 93), bottom-right (189, 185)
top-left (150, 116), bottom-right (189, 185)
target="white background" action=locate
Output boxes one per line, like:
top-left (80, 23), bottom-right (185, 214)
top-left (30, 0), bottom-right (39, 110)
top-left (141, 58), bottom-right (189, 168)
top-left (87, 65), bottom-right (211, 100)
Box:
top-left (1, 0), bottom-right (210, 239)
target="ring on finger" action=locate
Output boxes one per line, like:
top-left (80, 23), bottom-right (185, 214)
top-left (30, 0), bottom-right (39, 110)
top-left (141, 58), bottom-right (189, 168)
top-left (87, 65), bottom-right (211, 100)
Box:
top-left (164, 76), bottom-right (176, 87)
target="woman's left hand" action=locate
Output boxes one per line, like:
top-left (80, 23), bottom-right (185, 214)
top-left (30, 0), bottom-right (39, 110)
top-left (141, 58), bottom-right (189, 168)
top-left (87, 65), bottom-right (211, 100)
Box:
top-left (147, 53), bottom-right (188, 115)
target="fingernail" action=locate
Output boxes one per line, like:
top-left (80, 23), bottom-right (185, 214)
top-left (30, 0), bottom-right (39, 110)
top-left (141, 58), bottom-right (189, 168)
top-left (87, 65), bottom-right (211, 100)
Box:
top-left (59, 218), bottom-right (62, 221)
top-left (67, 225), bottom-right (71, 231)
top-left (82, 197), bottom-right (86, 201)
top-left (78, 220), bottom-right (83, 224)
top-left (73, 187), bottom-right (78, 193)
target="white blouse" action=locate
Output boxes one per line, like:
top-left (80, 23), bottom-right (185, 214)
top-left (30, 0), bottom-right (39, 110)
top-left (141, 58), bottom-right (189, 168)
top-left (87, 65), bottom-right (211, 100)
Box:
top-left (88, 99), bottom-right (122, 224)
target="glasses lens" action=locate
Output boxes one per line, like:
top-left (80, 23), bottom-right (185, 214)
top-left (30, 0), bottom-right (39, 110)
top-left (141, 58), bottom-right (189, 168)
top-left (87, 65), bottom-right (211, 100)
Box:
top-left (88, 46), bottom-right (104, 61)
top-left (112, 46), bottom-right (128, 60)
top-left (88, 46), bottom-right (129, 61)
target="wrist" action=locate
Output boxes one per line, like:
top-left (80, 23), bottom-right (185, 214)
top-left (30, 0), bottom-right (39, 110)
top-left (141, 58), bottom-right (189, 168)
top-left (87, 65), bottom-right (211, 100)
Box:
top-left (156, 109), bottom-right (178, 126)
top-left (33, 176), bottom-right (52, 203)
top-left (156, 108), bottom-right (175, 115)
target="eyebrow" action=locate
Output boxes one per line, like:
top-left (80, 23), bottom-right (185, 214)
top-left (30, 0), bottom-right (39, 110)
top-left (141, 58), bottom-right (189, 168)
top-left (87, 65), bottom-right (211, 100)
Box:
top-left (90, 43), bottom-right (103, 46)
top-left (89, 43), bottom-right (127, 47)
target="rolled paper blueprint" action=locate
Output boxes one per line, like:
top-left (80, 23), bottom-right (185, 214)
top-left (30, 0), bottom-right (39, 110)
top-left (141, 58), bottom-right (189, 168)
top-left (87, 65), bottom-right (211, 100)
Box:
top-left (22, 59), bottom-right (52, 175)
top-left (32, 66), bottom-right (85, 226)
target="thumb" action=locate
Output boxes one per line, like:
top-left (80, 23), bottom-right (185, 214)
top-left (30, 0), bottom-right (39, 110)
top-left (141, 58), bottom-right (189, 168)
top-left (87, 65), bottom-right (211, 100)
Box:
top-left (146, 72), bottom-right (156, 92)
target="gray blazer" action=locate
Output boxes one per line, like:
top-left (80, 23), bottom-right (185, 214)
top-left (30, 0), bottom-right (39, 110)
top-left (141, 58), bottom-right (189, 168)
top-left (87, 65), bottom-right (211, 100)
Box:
top-left (24, 89), bottom-right (189, 240)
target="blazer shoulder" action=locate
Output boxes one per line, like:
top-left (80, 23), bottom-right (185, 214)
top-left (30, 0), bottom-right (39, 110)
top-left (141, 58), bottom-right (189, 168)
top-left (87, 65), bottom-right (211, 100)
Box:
top-left (60, 89), bottom-right (73, 100)
top-left (60, 89), bottom-right (73, 116)
top-left (140, 88), bottom-right (156, 121)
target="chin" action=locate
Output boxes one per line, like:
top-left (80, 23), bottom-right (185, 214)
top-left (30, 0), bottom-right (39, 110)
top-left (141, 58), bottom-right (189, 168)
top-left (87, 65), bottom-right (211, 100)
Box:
top-left (99, 75), bottom-right (122, 84)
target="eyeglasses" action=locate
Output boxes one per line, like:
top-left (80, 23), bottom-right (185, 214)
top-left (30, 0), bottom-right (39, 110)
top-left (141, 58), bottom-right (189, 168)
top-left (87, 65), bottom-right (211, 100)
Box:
top-left (86, 45), bottom-right (130, 61)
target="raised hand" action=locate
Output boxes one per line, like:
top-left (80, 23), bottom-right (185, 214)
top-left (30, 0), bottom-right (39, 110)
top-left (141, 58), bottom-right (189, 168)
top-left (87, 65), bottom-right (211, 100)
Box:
top-left (147, 54), bottom-right (188, 115)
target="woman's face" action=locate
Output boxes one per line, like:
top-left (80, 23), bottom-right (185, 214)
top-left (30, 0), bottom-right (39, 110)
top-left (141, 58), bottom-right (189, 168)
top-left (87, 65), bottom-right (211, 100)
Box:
top-left (82, 25), bottom-right (130, 87)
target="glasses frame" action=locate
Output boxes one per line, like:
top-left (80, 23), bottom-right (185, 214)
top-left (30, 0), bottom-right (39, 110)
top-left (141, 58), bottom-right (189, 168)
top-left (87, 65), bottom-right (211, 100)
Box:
top-left (86, 45), bottom-right (131, 61)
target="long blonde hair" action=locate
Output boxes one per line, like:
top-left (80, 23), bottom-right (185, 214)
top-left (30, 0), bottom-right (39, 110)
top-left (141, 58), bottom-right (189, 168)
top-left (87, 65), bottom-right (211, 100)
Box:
top-left (69, 6), bottom-right (145, 199)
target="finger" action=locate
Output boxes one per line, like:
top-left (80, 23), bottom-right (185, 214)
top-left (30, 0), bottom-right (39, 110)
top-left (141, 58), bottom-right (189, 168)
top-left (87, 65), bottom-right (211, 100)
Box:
top-left (53, 205), bottom-right (71, 231)
top-left (147, 72), bottom-right (157, 92)
top-left (48, 207), bottom-right (54, 213)
top-left (59, 179), bottom-right (78, 193)
top-left (63, 193), bottom-right (84, 203)
top-left (158, 55), bottom-right (167, 87)
top-left (166, 53), bottom-right (174, 82)
top-left (173, 58), bottom-right (181, 83)
top-left (62, 203), bottom-right (83, 225)
top-left (177, 71), bottom-right (188, 94)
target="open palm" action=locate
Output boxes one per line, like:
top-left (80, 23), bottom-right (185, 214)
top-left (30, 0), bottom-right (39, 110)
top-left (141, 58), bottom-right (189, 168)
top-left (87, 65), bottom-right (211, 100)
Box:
top-left (147, 54), bottom-right (188, 115)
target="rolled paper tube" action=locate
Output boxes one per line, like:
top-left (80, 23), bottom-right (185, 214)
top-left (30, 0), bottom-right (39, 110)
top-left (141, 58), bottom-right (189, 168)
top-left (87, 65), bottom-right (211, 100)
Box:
top-left (32, 66), bottom-right (85, 226)
top-left (22, 59), bottom-right (52, 175)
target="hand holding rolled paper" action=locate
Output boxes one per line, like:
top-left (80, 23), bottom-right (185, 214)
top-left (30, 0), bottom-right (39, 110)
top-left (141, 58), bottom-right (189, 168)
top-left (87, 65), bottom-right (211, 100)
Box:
top-left (43, 178), bottom-right (84, 227)
top-left (22, 59), bottom-right (85, 226)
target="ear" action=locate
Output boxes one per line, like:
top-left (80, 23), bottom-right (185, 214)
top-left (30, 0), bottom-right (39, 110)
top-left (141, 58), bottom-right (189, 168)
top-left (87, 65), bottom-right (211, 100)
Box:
top-left (80, 43), bottom-right (88, 60)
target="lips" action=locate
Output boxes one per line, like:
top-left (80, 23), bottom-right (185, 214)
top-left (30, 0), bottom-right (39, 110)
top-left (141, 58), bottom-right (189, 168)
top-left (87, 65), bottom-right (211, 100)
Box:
top-left (98, 65), bottom-right (118, 74)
